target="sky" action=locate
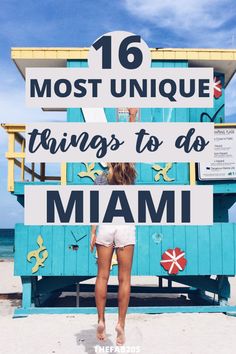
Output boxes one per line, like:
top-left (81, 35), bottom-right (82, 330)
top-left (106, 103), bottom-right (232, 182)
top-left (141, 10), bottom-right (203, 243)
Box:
top-left (0, 0), bottom-right (236, 227)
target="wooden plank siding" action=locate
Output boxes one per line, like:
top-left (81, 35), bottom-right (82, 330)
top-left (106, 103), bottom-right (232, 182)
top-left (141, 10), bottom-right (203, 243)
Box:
top-left (10, 57), bottom-right (236, 283)
top-left (14, 223), bottom-right (236, 276)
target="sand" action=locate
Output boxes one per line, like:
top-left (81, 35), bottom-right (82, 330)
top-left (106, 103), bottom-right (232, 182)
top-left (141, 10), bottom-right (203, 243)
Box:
top-left (0, 261), bottom-right (236, 354)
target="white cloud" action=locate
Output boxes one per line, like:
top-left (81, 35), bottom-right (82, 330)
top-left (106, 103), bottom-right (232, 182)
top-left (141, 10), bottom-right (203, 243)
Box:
top-left (123, 0), bottom-right (236, 47)
top-left (123, 0), bottom-right (236, 118)
top-left (124, 0), bottom-right (232, 30)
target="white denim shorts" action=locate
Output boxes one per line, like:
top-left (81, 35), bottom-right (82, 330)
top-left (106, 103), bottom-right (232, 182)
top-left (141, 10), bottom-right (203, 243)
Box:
top-left (96, 225), bottom-right (136, 248)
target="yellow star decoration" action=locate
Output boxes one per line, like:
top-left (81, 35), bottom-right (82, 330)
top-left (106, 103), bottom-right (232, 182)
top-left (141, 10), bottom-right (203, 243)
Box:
top-left (27, 235), bottom-right (48, 274)
top-left (78, 163), bottom-right (103, 181)
top-left (152, 162), bottom-right (175, 182)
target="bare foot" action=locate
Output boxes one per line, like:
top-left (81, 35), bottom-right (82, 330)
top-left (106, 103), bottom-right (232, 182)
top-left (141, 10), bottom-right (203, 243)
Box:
top-left (115, 323), bottom-right (125, 346)
top-left (97, 320), bottom-right (106, 341)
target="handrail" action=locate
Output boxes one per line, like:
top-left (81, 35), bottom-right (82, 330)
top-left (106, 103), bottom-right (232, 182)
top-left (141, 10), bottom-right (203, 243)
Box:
top-left (1, 123), bottom-right (66, 192)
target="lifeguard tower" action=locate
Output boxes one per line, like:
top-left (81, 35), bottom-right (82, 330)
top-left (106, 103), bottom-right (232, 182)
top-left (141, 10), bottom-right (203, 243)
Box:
top-left (2, 47), bottom-right (236, 316)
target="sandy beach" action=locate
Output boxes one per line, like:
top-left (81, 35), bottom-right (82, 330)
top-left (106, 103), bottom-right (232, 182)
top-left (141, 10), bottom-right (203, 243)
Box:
top-left (1, 260), bottom-right (236, 354)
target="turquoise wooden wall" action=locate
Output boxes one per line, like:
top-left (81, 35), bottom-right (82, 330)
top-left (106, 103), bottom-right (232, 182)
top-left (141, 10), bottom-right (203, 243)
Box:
top-left (14, 223), bottom-right (236, 276)
top-left (13, 58), bottom-right (236, 280)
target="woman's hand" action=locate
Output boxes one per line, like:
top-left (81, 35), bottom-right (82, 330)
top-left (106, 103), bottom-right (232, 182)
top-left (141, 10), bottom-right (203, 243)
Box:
top-left (90, 232), bottom-right (97, 252)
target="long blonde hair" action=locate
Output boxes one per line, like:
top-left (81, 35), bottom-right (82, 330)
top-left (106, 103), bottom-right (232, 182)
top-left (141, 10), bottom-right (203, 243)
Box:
top-left (107, 163), bottom-right (136, 185)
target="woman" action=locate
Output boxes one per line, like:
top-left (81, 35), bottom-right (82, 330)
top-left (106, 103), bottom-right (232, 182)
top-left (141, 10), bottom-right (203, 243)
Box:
top-left (90, 163), bottom-right (137, 346)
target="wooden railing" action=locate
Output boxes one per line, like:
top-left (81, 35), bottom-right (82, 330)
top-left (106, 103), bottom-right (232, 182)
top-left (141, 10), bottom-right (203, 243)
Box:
top-left (1, 124), bottom-right (66, 192)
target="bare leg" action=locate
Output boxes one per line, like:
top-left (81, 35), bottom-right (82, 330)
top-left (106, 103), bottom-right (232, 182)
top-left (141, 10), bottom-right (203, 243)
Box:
top-left (95, 244), bottom-right (114, 341)
top-left (128, 108), bottom-right (138, 122)
top-left (116, 245), bottom-right (134, 345)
